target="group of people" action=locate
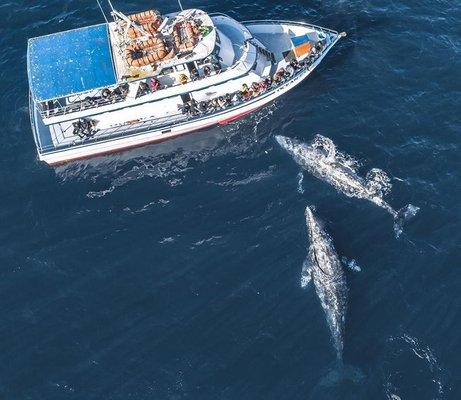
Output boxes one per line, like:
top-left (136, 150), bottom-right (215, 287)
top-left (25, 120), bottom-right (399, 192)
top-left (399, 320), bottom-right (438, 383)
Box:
top-left (137, 78), bottom-right (161, 97)
top-left (180, 57), bottom-right (314, 116)
top-left (101, 83), bottom-right (130, 102)
top-left (136, 59), bottom-right (222, 97)
top-left (72, 118), bottom-right (98, 139)
top-left (180, 61), bottom-right (222, 85)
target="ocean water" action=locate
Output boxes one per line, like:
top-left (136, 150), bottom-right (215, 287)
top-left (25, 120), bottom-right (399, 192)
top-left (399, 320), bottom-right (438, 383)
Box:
top-left (1, 0), bottom-right (460, 399)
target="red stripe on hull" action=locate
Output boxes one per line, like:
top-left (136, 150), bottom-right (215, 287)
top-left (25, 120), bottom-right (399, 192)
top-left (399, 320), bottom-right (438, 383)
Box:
top-left (218, 108), bottom-right (256, 125)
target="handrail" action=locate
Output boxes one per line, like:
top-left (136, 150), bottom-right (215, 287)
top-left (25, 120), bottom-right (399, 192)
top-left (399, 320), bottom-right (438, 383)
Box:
top-left (208, 12), bottom-right (338, 34)
top-left (239, 18), bottom-right (339, 35)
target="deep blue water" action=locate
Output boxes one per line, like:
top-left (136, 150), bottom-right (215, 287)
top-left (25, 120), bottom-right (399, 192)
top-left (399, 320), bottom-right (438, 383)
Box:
top-left (1, 0), bottom-right (460, 399)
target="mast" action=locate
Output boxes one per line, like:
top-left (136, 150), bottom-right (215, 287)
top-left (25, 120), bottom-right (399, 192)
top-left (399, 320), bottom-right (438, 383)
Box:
top-left (178, 0), bottom-right (184, 11)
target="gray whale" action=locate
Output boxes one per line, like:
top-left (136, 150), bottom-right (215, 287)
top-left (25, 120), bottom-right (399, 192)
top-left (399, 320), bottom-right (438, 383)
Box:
top-left (276, 134), bottom-right (419, 237)
top-left (302, 206), bottom-right (347, 362)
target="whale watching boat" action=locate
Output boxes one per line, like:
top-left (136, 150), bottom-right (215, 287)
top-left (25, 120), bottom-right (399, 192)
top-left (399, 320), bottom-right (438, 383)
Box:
top-left (27, 4), bottom-right (345, 165)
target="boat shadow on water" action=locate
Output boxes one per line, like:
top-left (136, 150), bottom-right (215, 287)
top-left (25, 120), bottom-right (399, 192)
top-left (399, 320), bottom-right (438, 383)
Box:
top-left (54, 103), bottom-right (279, 190)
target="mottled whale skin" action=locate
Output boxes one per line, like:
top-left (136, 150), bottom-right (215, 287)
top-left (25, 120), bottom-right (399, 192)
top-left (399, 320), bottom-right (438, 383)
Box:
top-left (276, 135), bottom-right (419, 237)
top-left (302, 206), bottom-right (347, 362)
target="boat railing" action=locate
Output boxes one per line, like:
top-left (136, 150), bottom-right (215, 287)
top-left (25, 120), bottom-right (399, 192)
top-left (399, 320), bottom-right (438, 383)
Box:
top-left (239, 18), bottom-right (339, 36)
top-left (37, 88), bottom-right (129, 119)
top-left (36, 58), bottom-right (239, 121)
top-left (209, 12), bottom-right (338, 35)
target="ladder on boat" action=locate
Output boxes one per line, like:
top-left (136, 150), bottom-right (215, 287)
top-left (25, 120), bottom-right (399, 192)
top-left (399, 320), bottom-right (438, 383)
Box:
top-left (249, 39), bottom-right (276, 64)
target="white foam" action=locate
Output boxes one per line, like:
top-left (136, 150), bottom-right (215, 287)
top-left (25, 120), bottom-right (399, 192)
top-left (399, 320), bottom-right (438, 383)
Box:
top-left (297, 171), bottom-right (305, 194)
top-left (341, 257), bottom-right (362, 272)
top-left (387, 334), bottom-right (446, 398)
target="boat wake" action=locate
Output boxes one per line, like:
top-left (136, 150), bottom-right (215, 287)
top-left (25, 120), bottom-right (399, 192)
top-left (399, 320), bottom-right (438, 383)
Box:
top-left (341, 257), bottom-right (362, 272)
top-left (297, 171), bottom-right (304, 193)
top-left (383, 334), bottom-right (447, 400)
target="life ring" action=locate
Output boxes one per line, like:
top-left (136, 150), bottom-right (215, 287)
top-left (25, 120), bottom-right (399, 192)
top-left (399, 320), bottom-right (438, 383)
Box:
top-left (125, 38), bottom-right (168, 67)
top-left (179, 74), bottom-right (188, 85)
top-left (128, 20), bottom-right (162, 39)
top-left (128, 10), bottom-right (160, 24)
top-left (127, 10), bottom-right (162, 38)
top-left (173, 22), bottom-right (197, 51)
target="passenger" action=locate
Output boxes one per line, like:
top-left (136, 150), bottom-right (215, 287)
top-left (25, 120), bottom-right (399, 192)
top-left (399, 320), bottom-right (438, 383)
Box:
top-left (190, 99), bottom-right (199, 115)
top-left (138, 81), bottom-right (149, 96)
top-left (83, 97), bottom-right (96, 106)
top-left (290, 59), bottom-right (300, 70)
top-left (190, 68), bottom-right (199, 81)
top-left (179, 74), bottom-right (188, 85)
top-left (225, 93), bottom-right (233, 105)
top-left (258, 79), bottom-right (267, 93)
top-left (111, 87), bottom-right (122, 98)
top-left (299, 58), bottom-right (309, 68)
top-left (252, 82), bottom-right (260, 97)
top-left (264, 77), bottom-right (272, 88)
top-left (316, 41), bottom-right (323, 51)
top-left (210, 98), bottom-right (220, 109)
top-left (119, 84), bottom-right (129, 97)
top-left (203, 65), bottom-right (212, 77)
top-left (217, 96), bottom-right (226, 107)
top-left (285, 65), bottom-right (295, 78)
top-left (273, 71), bottom-right (282, 84)
top-left (199, 101), bottom-right (209, 112)
top-left (242, 90), bottom-right (252, 101)
top-left (213, 61), bottom-right (221, 74)
top-left (240, 83), bottom-right (251, 100)
top-left (150, 78), bottom-right (160, 91)
top-left (182, 102), bottom-right (191, 114)
top-left (72, 121), bottom-right (86, 138)
top-left (101, 88), bottom-right (111, 99)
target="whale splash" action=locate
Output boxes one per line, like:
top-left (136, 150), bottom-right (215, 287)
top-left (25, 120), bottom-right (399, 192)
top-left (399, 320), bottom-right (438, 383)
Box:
top-left (302, 206), bottom-right (348, 362)
top-left (275, 134), bottom-right (419, 237)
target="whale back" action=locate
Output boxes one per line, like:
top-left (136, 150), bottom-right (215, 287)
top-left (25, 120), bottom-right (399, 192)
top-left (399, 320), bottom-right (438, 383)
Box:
top-left (306, 208), bottom-right (348, 360)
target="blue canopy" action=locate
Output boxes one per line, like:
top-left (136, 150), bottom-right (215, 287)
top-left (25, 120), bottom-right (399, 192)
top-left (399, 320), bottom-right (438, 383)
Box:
top-left (28, 24), bottom-right (117, 101)
top-left (291, 34), bottom-right (310, 47)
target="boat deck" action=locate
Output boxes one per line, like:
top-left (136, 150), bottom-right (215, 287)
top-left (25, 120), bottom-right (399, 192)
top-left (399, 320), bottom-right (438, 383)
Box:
top-left (109, 9), bottom-right (217, 82)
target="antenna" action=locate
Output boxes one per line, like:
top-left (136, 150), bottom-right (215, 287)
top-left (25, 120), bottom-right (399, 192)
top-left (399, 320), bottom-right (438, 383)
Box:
top-left (96, 0), bottom-right (109, 23)
top-left (178, 0), bottom-right (184, 11)
top-left (107, 0), bottom-right (115, 12)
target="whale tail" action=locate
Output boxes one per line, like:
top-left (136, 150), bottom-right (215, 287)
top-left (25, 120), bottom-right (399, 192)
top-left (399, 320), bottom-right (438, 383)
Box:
top-left (393, 204), bottom-right (420, 238)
